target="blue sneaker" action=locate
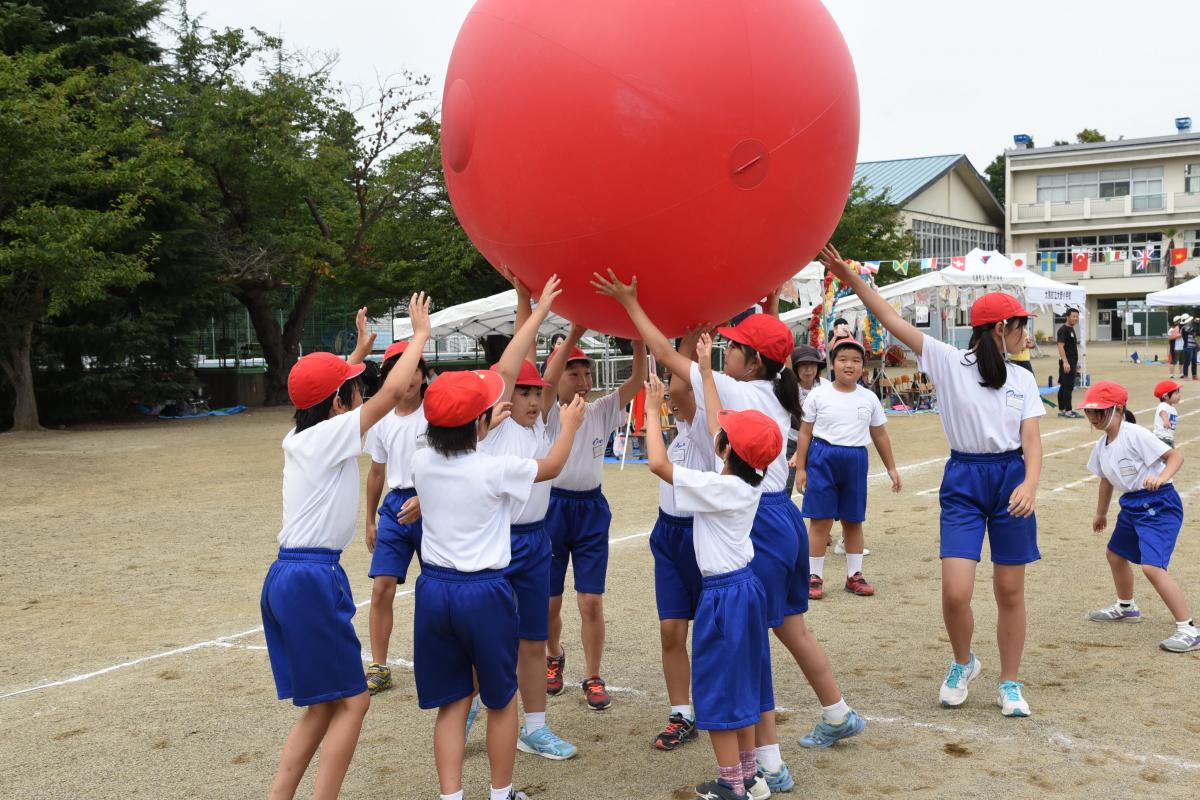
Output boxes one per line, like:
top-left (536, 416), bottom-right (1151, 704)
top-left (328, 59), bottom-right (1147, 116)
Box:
top-left (464, 699), bottom-right (480, 742)
top-left (756, 760), bottom-right (794, 793)
top-left (799, 709), bottom-right (866, 748)
top-left (517, 724), bottom-right (578, 760)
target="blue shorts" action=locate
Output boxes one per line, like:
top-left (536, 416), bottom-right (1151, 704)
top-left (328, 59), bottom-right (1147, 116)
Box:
top-left (368, 487), bottom-right (423, 581)
top-left (650, 509), bottom-right (702, 620)
top-left (261, 548), bottom-right (367, 707)
top-left (801, 438), bottom-right (868, 522)
top-left (413, 565), bottom-right (518, 710)
top-left (546, 487), bottom-right (611, 595)
top-left (749, 490), bottom-right (810, 626)
top-left (939, 450), bottom-right (1039, 565)
top-left (505, 520), bottom-right (552, 641)
top-left (1108, 485), bottom-right (1183, 569)
top-left (692, 567), bottom-right (774, 730)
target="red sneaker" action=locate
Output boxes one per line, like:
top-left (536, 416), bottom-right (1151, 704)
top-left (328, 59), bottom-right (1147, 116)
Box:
top-left (546, 651), bottom-right (566, 696)
top-left (809, 575), bottom-right (824, 600)
top-left (582, 675), bottom-right (612, 710)
top-left (845, 572), bottom-right (875, 596)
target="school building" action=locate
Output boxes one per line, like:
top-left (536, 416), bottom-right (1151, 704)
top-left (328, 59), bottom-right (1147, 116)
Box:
top-left (1005, 127), bottom-right (1200, 342)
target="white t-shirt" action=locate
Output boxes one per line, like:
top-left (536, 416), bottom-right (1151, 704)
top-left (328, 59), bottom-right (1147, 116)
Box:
top-left (658, 416), bottom-right (719, 516)
top-left (917, 334), bottom-right (1044, 454)
top-left (479, 416), bottom-right (552, 524)
top-left (278, 408), bottom-right (364, 551)
top-left (547, 391), bottom-right (624, 491)
top-left (802, 382), bottom-right (886, 447)
top-left (1086, 421), bottom-right (1170, 494)
top-left (411, 449), bottom-right (537, 571)
top-left (1153, 402), bottom-right (1178, 443)
top-left (689, 363), bottom-right (789, 493)
top-left (672, 466), bottom-right (760, 576)
top-left (362, 406), bottom-right (428, 490)
top-left (788, 377), bottom-right (825, 442)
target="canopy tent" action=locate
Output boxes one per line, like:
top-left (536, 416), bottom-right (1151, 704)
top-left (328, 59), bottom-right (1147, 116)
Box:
top-left (1146, 274), bottom-right (1200, 307)
top-left (389, 289), bottom-right (572, 340)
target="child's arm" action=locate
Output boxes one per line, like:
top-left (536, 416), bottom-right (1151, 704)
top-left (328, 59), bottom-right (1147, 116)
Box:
top-left (348, 307), bottom-right (377, 365)
top-left (495, 275), bottom-right (561, 398)
top-left (1009, 416), bottom-right (1042, 517)
top-left (534, 395), bottom-right (586, 482)
top-left (1159, 409), bottom-right (1172, 428)
top-left (669, 327), bottom-right (704, 425)
top-left (793, 421), bottom-right (814, 494)
top-left (364, 461), bottom-right (385, 552)
top-left (763, 285), bottom-right (781, 318)
top-left (360, 293), bottom-right (432, 435)
top-left (1092, 478), bottom-right (1114, 534)
top-left (501, 266), bottom-right (537, 362)
top-left (591, 269), bottom-right (694, 379)
top-left (617, 340), bottom-right (648, 406)
top-left (542, 322), bottom-right (585, 411)
top-left (1144, 448), bottom-right (1184, 490)
top-left (818, 243), bottom-right (924, 355)
top-left (644, 374), bottom-right (672, 484)
top-left (695, 333), bottom-right (722, 439)
top-left (869, 425), bottom-right (902, 492)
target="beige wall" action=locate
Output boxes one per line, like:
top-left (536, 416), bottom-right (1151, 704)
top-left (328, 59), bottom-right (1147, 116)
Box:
top-left (904, 167), bottom-right (1002, 228)
top-left (1009, 145), bottom-right (1200, 206)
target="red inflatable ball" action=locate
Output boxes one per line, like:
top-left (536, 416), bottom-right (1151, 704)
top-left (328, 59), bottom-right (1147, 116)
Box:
top-left (442, 0), bottom-right (859, 339)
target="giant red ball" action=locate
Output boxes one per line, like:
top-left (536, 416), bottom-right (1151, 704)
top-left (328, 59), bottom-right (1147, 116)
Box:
top-left (442, 0), bottom-right (859, 338)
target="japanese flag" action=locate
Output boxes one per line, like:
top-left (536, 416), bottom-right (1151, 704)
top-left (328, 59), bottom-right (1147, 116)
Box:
top-left (1008, 253), bottom-right (1027, 269)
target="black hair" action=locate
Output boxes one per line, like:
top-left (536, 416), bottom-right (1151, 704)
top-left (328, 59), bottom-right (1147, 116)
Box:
top-left (1162, 389), bottom-right (1179, 402)
top-left (1065, 307), bottom-right (1080, 317)
top-left (964, 317), bottom-right (1027, 391)
top-left (293, 378), bottom-right (361, 434)
top-left (829, 341), bottom-right (865, 364)
top-left (729, 341), bottom-right (803, 429)
top-left (1088, 406), bottom-right (1137, 424)
top-left (380, 353), bottom-right (430, 397)
top-left (715, 429), bottom-right (765, 487)
top-left (425, 407), bottom-right (494, 457)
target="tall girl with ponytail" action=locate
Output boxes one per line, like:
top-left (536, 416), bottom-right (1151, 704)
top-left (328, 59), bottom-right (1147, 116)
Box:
top-left (594, 270), bottom-right (864, 793)
top-left (819, 243), bottom-right (1044, 718)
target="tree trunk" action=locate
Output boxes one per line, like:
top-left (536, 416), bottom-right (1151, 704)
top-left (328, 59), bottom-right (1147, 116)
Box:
top-left (1166, 238), bottom-right (1177, 289)
top-left (233, 286), bottom-right (292, 406)
top-left (1, 320), bottom-right (42, 431)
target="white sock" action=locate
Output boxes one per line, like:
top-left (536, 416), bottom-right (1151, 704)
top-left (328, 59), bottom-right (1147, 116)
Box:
top-left (822, 698), bottom-right (850, 724)
top-left (524, 710), bottom-right (546, 733)
top-left (846, 553), bottom-right (864, 577)
top-left (489, 785), bottom-right (512, 800)
top-left (1177, 619), bottom-right (1197, 632)
top-left (1118, 598), bottom-right (1135, 607)
top-left (810, 556), bottom-right (825, 580)
top-left (755, 743), bottom-right (783, 771)
top-left (670, 704), bottom-right (694, 721)
top-left (440, 793), bottom-right (464, 800)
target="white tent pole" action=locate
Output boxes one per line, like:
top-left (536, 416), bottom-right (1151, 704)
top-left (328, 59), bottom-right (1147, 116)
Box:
top-left (618, 399), bottom-right (634, 471)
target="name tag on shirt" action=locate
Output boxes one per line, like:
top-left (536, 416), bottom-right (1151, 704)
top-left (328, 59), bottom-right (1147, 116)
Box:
top-left (1119, 462), bottom-right (1137, 478)
top-left (1005, 390), bottom-right (1024, 410)
top-left (856, 406), bottom-right (871, 421)
top-left (592, 437), bottom-right (605, 459)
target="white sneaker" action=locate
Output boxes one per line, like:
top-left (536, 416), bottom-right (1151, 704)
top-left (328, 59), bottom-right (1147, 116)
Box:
top-left (746, 774), bottom-right (772, 800)
top-left (1088, 602), bottom-right (1141, 623)
top-left (939, 653), bottom-right (981, 707)
top-left (1160, 627), bottom-right (1200, 653)
top-left (997, 680), bottom-right (1031, 717)
top-left (833, 538), bottom-right (870, 556)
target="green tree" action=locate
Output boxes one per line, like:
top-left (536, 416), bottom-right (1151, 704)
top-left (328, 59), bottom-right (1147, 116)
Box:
top-left (0, 1), bottom-right (163, 66)
top-left (1075, 128), bottom-right (1106, 143)
top-left (828, 179), bottom-right (917, 287)
top-left (1163, 226), bottom-right (1182, 289)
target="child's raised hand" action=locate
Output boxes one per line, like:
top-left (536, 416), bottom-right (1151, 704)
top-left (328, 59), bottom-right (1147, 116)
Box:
top-left (559, 394), bottom-right (587, 431)
top-left (409, 292), bottom-right (433, 338)
top-left (888, 467), bottom-right (902, 493)
top-left (489, 401), bottom-right (513, 430)
top-left (1092, 513), bottom-right (1107, 534)
top-left (500, 265), bottom-right (529, 297)
top-left (538, 274), bottom-right (563, 310)
top-left (590, 269), bottom-right (638, 306)
top-left (645, 373), bottom-right (666, 410)
top-left (818, 243), bottom-right (853, 282)
top-left (696, 332), bottom-right (714, 371)
top-left (354, 307), bottom-right (377, 354)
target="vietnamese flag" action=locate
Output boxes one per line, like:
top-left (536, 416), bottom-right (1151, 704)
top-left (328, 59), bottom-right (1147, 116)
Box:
top-left (1072, 250), bottom-right (1090, 272)
top-left (630, 386), bottom-right (646, 435)
top-left (950, 257), bottom-right (966, 270)
top-left (1171, 247), bottom-right (1188, 266)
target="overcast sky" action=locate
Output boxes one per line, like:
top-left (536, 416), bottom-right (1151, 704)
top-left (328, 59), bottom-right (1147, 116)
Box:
top-left (181, 0), bottom-right (1199, 174)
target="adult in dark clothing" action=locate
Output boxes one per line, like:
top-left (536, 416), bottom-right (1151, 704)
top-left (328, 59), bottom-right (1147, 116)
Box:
top-left (1181, 315), bottom-right (1198, 381)
top-left (1057, 308), bottom-right (1081, 417)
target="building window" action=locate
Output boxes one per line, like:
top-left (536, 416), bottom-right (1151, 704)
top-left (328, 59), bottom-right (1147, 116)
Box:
top-left (1037, 233), bottom-right (1162, 270)
top-left (1131, 166), bottom-right (1164, 211)
top-left (1036, 165), bottom-right (1166, 205)
top-left (1036, 173), bottom-right (1067, 203)
top-left (1067, 171), bottom-right (1097, 201)
top-left (1099, 168), bottom-right (1131, 198)
top-left (1185, 229), bottom-right (1200, 259)
top-left (911, 219), bottom-right (1000, 260)
top-left (1186, 164), bottom-right (1200, 195)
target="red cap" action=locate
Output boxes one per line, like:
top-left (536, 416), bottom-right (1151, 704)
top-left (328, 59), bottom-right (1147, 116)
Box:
top-left (383, 340), bottom-right (426, 362)
top-left (490, 360), bottom-right (550, 388)
top-left (550, 344), bottom-right (590, 365)
top-left (718, 409), bottom-right (782, 471)
top-left (828, 336), bottom-right (866, 360)
top-left (424, 370), bottom-right (506, 427)
top-left (970, 292), bottom-right (1034, 327)
top-left (1154, 379), bottom-right (1183, 400)
top-left (1081, 381), bottom-right (1128, 410)
top-left (287, 353), bottom-right (366, 410)
top-left (717, 314), bottom-right (793, 364)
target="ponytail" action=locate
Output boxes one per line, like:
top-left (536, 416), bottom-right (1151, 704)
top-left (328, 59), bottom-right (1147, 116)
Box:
top-left (965, 318), bottom-right (1027, 391)
top-left (1123, 408), bottom-right (1137, 424)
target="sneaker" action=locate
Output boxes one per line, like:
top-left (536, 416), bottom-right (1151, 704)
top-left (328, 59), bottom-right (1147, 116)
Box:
top-left (844, 572), bottom-right (875, 596)
top-left (517, 724), bottom-right (578, 760)
top-left (465, 699), bottom-right (480, 742)
top-left (546, 651), bottom-right (566, 696)
top-left (1160, 627), bottom-right (1200, 653)
top-left (1088, 602), bottom-right (1141, 623)
top-left (365, 662), bottom-right (392, 695)
top-left (939, 653), bottom-right (982, 707)
top-left (809, 575), bottom-right (824, 600)
top-left (755, 761), bottom-right (794, 793)
top-left (1065, 410), bottom-right (1082, 418)
top-left (746, 773), bottom-right (772, 800)
top-left (506, 792), bottom-right (530, 800)
top-left (997, 680), bottom-right (1031, 717)
top-left (833, 538), bottom-right (870, 556)
top-left (582, 676), bottom-right (612, 710)
top-left (695, 779), bottom-right (741, 800)
top-left (653, 712), bottom-right (697, 751)
top-left (799, 709), bottom-right (866, 748)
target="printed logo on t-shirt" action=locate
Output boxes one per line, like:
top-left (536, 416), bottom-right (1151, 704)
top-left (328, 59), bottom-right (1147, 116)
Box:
top-left (1004, 389), bottom-right (1025, 410)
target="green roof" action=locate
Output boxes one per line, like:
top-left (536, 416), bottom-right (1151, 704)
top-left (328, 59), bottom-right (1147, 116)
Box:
top-left (853, 154), bottom-right (966, 204)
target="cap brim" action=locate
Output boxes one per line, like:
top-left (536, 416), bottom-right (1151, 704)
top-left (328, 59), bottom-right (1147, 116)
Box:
top-left (1080, 402), bottom-right (1116, 410)
top-left (716, 325), bottom-right (753, 349)
top-left (473, 369), bottom-right (508, 410)
top-left (345, 362), bottom-right (366, 381)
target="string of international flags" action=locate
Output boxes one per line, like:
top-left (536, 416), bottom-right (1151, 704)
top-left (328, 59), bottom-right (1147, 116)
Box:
top-left (857, 248), bottom-right (1189, 276)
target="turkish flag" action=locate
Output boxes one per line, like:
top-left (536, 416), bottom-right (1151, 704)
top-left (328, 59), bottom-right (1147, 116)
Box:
top-left (1171, 247), bottom-right (1188, 266)
top-left (1072, 250), bottom-right (1090, 272)
top-left (950, 257), bottom-right (966, 270)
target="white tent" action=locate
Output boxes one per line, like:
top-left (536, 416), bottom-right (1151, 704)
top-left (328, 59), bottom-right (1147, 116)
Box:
top-left (1146, 274), bottom-right (1200, 306)
top-left (389, 289), bottom-right (573, 340)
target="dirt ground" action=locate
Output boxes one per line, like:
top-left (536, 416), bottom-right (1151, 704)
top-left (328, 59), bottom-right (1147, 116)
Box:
top-left (2, 343), bottom-right (1198, 800)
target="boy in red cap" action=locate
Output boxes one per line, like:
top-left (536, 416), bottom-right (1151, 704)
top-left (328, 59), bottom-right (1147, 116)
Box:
top-left (1152, 379), bottom-right (1182, 446)
top-left (822, 242), bottom-right (1044, 718)
top-left (644, 371), bottom-right (775, 800)
top-left (362, 337), bottom-right (432, 696)
top-left (1081, 382), bottom-right (1198, 652)
top-left (261, 294), bottom-right (430, 800)
top-left (410, 276), bottom-right (586, 800)
top-left (539, 321), bottom-right (647, 710)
